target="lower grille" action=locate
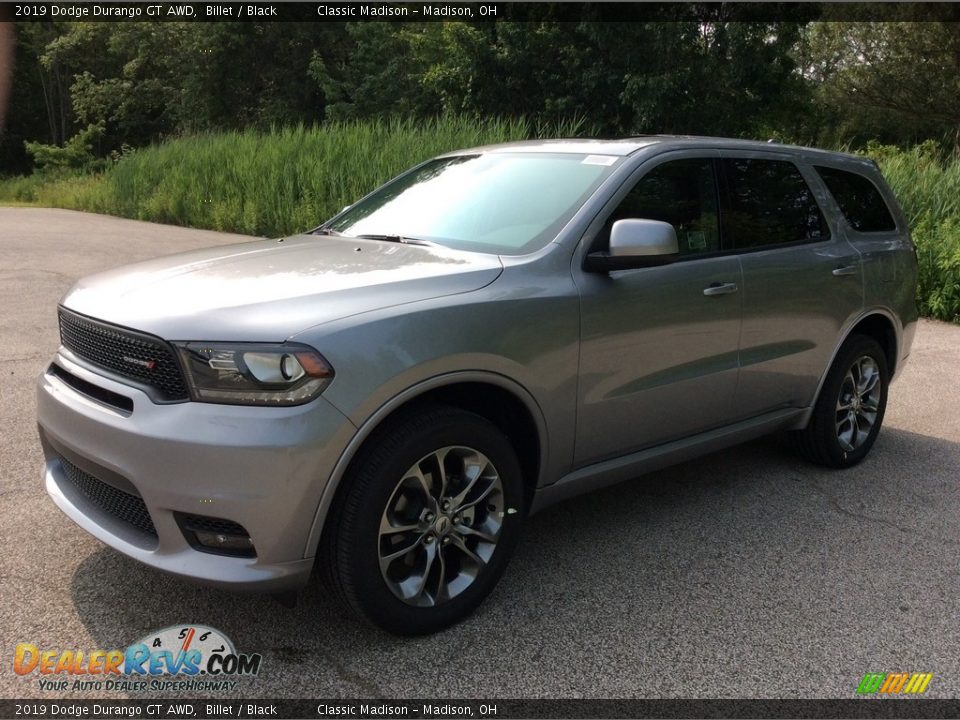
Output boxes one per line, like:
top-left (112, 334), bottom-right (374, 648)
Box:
top-left (178, 514), bottom-right (248, 536)
top-left (59, 455), bottom-right (157, 538)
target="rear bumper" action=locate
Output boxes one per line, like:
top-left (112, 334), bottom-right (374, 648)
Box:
top-left (37, 351), bottom-right (357, 593)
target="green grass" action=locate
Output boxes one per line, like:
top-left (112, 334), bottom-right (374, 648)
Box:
top-left (0, 116), bottom-right (587, 236)
top-left (1, 120), bottom-right (958, 322)
top-left (872, 143), bottom-right (960, 323)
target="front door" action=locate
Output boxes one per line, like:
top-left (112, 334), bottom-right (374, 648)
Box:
top-left (574, 155), bottom-right (743, 466)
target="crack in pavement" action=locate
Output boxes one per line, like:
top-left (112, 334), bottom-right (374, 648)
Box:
top-left (311, 648), bottom-right (386, 697)
top-left (0, 353), bottom-right (47, 364)
top-left (0, 268), bottom-right (77, 280)
top-left (808, 480), bottom-right (959, 546)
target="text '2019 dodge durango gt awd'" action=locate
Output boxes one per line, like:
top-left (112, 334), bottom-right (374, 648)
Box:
top-left (38, 137), bottom-right (917, 634)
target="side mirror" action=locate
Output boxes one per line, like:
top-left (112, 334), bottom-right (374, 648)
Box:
top-left (610, 219), bottom-right (678, 257)
top-left (585, 219), bottom-right (680, 272)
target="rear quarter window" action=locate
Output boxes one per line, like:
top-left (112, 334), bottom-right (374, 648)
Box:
top-left (814, 165), bottom-right (897, 233)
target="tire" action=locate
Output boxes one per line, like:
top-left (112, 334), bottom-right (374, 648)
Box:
top-left (794, 334), bottom-right (889, 469)
top-left (321, 405), bottom-right (526, 635)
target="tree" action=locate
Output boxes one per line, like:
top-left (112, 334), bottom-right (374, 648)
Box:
top-left (310, 22), bottom-right (437, 120)
top-left (179, 22), bottom-right (334, 130)
top-left (39, 22), bottom-right (186, 150)
top-left (803, 21), bottom-right (960, 146)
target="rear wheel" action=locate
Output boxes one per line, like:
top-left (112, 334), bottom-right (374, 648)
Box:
top-left (794, 334), bottom-right (889, 468)
top-left (322, 405), bottom-right (525, 635)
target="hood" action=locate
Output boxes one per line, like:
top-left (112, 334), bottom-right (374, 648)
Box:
top-left (61, 234), bottom-right (503, 341)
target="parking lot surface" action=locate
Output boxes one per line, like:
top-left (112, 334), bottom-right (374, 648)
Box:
top-left (1, 207), bottom-right (958, 699)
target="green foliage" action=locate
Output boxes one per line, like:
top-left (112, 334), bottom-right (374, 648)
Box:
top-left (7, 18), bottom-right (960, 172)
top-left (911, 218), bottom-right (960, 323)
top-left (870, 143), bottom-right (960, 322)
top-left (24, 123), bottom-right (105, 173)
top-left (871, 142), bottom-right (960, 226)
top-left (1, 116), bottom-right (581, 235)
top-left (310, 23), bottom-right (436, 121)
top-left (0, 173), bottom-right (49, 202)
top-left (308, 21), bottom-right (808, 137)
top-left (801, 21), bottom-right (960, 147)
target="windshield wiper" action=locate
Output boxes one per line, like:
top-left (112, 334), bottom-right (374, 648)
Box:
top-left (310, 228), bottom-right (436, 246)
top-left (352, 233), bottom-right (437, 247)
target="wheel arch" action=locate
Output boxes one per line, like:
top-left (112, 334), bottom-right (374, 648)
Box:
top-left (796, 308), bottom-right (900, 429)
top-left (303, 372), bottom-right (547, 559)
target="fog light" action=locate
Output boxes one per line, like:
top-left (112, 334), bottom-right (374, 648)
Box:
top-left (175, 513), bottom-right (256, 558)
top-left (194, 530), bottom-right (254, 552)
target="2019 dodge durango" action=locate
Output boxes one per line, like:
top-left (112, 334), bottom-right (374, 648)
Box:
top-left (37, 137), bottom-right (918, 634)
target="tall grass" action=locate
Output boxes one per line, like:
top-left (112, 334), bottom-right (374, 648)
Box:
top-left (0, 116), bottom-right (587, 236)
top-left (873, 143), bottom-right (960, 323)
top-left (1, 119), bottom-right (958, 321)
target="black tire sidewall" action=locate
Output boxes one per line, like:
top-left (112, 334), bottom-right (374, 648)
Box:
top-left (813, 335), bottom-right (889, 468)
top-left (337, 408), bottom-right (525, 635)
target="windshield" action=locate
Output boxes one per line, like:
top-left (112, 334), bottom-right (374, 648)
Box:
top-left (324, 152), bottom-right (618, 255)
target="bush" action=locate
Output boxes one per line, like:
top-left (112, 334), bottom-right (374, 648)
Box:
top-left (871, 144), bottom-right (960, 323)
top-left (24, 124), bottom-right (106, 174)
top-left (911, 218), bottom-right (960, 323)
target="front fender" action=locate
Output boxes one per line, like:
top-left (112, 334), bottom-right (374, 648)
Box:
top-left (300, 370), bottom-right (549, 559)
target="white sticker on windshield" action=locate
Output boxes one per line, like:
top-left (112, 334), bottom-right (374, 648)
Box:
top-left (582, 155), bottom-right (617, 166)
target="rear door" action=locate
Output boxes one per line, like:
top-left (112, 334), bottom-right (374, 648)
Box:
top-left (812, 163), bottom-right (915, 321)
top-left (718, 153), bottom-right (864, 419)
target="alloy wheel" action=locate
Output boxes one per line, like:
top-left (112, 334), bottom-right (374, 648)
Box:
top-left (835, 355), bottom-right (882, 452)
top-left (378, 446), bottom-right (505, 607)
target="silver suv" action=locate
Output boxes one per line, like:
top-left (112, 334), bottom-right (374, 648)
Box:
top-left (37, 137), bottom-right (917, 634)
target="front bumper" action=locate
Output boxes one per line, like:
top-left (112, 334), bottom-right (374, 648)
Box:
top-left (37, 351), bottom-right (356, 593)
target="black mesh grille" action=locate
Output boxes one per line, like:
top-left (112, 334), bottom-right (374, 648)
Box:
top-left (179, 514), bottom-right (248, 536)
top-left (58, 308), bottom-right (188, 401)
top-left (59, 455), bottom-right (157, 537)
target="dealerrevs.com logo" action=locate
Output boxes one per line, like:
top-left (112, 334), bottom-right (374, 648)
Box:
top-left (856, 672), bottom-right (933, 696)
top-left (14, 625), bottom-right (262, 693)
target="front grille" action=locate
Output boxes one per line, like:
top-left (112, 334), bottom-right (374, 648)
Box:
top-left (59, 455), bottom-right (157, 538)
top-left (58, 308), bottom-right (188, 401)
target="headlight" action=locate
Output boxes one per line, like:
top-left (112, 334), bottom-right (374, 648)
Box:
top-left (174, 342), bottom-right (334, 406)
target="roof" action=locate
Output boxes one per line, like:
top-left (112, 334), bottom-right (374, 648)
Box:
top-left (443, 138), bottom-right (660, 157)
top-left (444, 135), bottom-right (864, 162)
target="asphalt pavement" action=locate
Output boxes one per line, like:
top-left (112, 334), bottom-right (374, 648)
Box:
top-left (1, 207), bottom-right (958, 700)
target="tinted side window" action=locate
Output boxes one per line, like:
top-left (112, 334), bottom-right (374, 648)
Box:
top-left (814, 165), bottom-right (896, 232)
top-left (722, 158), bottom-right (828, 249)
top-left (607, 158), bottom-right (720, 255)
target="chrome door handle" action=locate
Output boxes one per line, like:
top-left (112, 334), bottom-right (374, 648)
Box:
top-left (832, 265), bottom-right (858, 277)
top-left (703, 282), bottom-right (739, 296)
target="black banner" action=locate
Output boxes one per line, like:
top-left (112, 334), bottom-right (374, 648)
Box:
top-left (4, 699), bottom-right (960, 720)
top-left (5, 1), bottom-right (960, 23)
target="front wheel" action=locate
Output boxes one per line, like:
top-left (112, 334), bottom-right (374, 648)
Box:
top-left (322, 405), bottom-right (525, 635)
top-left (794, 334), bottom-right (889, 468)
